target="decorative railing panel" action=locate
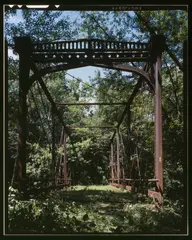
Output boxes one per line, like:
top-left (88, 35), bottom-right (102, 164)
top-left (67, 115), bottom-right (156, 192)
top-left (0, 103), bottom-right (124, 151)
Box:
top-left (32, 39), bottom-right (150, 53)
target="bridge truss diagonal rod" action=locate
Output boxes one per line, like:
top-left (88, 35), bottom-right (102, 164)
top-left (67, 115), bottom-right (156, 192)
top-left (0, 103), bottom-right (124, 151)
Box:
top-left (30, 64), bottom-right (83, 178)
top-left (30, 63), bottom-right (83, 166)
top-left (29, 62), bottom-right (80, 161)
top-left (110, 78), bottom-right (142, 142)
top-left (30, 63), bottom-right (122, 104)
top-left (30, 62), bottom-right (71, 136)
top-left (36, 81), bottom-right (52, 133)
top-left (110, 63), bottom-right (150, 143)
top-left (29, 87), bottom-right (51, 145)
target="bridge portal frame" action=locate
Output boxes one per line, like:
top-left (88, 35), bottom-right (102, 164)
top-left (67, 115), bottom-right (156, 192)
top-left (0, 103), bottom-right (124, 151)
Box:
top-left (9, 34), bottom-right (165, 203)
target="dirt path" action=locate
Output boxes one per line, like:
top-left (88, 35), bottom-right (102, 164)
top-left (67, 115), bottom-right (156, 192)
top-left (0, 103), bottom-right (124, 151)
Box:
top-left (59, 185), bottom-right (154, 232)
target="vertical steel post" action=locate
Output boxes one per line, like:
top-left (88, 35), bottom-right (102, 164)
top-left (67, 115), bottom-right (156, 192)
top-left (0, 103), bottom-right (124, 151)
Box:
top-left (111, 142), bottom-right (114, 183)
top-left (151, 35), bottom-right (165, 201)
top-left (14, 37), bottom-right (32, 191)
top-left (182, 39), bottom-right (187, 232)
top-left (58, 127), bottom-right (64, 184)
top-left (155, 56), bottom-right (163, 193)
top-left (109, 150), bottom-right (111, 183)
top-left (114, 139), bottom-right (117, 181)
top-left (108, 151), bottom-right (110, 182)
top-left (52, 106), bottom-right (56, 185)
top-left (116, 128), bottom-right (120, 184)
top-left (127, 105), bottom-right (131, 180)
top-left (63, 131), bottom-right (68, 185)
top-left (5, 40), bottom-right (8, 179)
top-left (119, 130), bottom-right (126, 183)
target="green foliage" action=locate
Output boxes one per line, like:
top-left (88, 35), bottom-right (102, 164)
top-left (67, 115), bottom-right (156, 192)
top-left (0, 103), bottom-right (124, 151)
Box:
top-left (26, 143), bottom-right (52, 190)
top-left (122, 203), bottom-right (182, 233)
top-left (5, 10), bottom-right (77, 44)
top-left (6, 9), bottom-right (186, 234)
top-left (8, 186), bottom-right (183, 233)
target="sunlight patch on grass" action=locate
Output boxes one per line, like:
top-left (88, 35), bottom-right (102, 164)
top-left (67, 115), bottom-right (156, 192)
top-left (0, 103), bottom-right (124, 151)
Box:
top-left (70, 185), bottom-right (128, 192)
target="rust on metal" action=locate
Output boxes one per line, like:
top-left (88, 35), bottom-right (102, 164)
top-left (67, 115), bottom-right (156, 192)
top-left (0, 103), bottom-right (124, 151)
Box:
top-left (111, 183), bottom-right (162, 202)
top-left (30, 61), bottom-right (71, 137)
top-left (151, 35), bottom-right (165, 201)
top-left (116, 128), bottom-right (120, 184)
top-left (51, 106), bottom-right (56, 185)
top-left (110, 63), bottom-right (150, 143)
top-left (182, 39), bottom-right (187, 232)
top-left (127, 105), bottom-right (131, 180)
top-left (14, 37), bottom-right (32, 190)
top-left (57, 128), bottom-right (68, 185)
top-left (155, 56), bottom-right (163, 194)
top-left (63, 131), bottom-right (68, 185)
top-left (110, 143), bottom-right (114, 184)
top-left (109, 178), bottom-right (159, 182)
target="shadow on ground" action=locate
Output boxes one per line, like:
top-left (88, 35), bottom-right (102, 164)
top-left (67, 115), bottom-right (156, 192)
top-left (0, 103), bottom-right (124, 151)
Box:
top-left (60, 188), bottom-right (136, 202)
top-left (59, 187), bottom-right (151, 223)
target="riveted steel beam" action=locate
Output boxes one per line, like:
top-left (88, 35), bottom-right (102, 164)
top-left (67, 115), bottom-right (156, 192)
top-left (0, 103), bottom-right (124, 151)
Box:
top-left (151, 35), bottom-right (165, 203)
top-left (14, 37), bottom-right (32, 191)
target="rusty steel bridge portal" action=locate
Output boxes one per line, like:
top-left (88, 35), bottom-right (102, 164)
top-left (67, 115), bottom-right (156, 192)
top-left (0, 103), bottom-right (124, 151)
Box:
top-left (9, 35), bottom-right (167, 204)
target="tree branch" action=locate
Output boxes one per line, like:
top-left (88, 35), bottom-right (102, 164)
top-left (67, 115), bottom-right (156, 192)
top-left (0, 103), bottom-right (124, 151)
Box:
top-left (135, 12), bottom-right (183, 72)
top-left (164, 60), bottom-right (179, 115)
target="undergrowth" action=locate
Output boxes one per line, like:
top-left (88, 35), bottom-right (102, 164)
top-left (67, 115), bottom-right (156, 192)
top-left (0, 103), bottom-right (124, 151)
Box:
top-left (8, 185), bottom-right (183, 234)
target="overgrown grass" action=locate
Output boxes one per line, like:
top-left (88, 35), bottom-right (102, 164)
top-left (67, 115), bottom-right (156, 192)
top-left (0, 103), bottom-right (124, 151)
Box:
top-left (61, 185), bottom-right (134, 203)
top-left (8, 185), bottom-right (183, 234)
top-left (69, 185), bottom-right (125, 192)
